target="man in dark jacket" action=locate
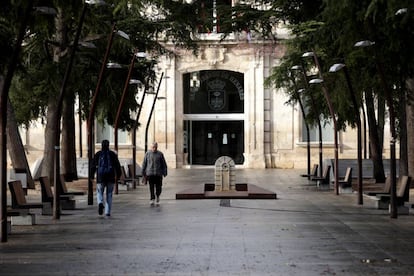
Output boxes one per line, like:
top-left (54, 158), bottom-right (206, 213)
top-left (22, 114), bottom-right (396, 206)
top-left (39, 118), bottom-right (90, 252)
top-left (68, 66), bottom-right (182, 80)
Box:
top-left (91, 139), bottom-right (122, 216)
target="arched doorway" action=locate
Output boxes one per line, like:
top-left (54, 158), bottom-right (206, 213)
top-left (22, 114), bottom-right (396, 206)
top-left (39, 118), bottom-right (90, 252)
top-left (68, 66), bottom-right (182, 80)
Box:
top-left (183, 70), bottom-right (244, 165)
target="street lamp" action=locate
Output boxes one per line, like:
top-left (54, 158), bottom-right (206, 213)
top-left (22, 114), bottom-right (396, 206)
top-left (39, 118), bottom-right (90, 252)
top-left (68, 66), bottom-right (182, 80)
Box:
top-left (329, 63), bottom-right (363, 204)
top-left (129, 78), bottom-right (145, 187)
top-left (291, 65), bottom-right (324, 178)
top-left (113, 51), bottom-right (146, 193)
top-left (288, 70), bottom-right (311, 178)
top-left (53, 0), bottom-right (106, 219)
top-left (354, 40), bottom-right (398, 218)
top-left (131, 64), bottom-right (156, 184)
top-left (303, 51), bottom-right (339, 195)
top-left (308, 77), bottom-right (339, 194)
top-left (114, 51), bottom-right (147, 154)
top-left (87, 25), bottom-right (130, 205)
top-left (144, 73), bottom-right (166, 152)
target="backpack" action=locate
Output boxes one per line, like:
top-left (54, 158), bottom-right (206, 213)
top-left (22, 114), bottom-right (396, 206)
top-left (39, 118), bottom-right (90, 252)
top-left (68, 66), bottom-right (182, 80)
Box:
top-left (97, 150), bottom-right (114, 179)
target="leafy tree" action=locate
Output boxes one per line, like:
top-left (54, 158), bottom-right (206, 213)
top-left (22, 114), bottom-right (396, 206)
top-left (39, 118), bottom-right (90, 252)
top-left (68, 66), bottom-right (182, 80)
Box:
top-left (7, 0), bottom-right (200, 181)
top-left (265, 0), bottom-right (414, 182)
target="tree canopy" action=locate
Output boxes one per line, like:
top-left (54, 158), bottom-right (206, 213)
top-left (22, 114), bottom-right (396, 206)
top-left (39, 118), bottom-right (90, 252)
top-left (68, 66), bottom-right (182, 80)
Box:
top-left (6, 0), bottom-right (201, 130)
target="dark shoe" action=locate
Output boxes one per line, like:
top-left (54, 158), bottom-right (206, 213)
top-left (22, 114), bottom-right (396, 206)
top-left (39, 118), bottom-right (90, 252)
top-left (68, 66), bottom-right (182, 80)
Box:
top-left (98, 203), bottom-right (104, 215)
top-left (106, 213), bottom-right (110, 217)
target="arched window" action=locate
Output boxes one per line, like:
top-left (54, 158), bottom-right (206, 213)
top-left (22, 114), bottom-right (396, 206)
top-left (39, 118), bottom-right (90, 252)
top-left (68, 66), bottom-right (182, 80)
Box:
top-left (184, 70), bottom-right (244, 114)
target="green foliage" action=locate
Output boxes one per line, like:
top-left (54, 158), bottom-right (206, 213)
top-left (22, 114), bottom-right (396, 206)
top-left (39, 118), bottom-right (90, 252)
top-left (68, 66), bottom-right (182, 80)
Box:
top-left (266, 0), bottom-right (414, 136)
top-left (4, 0), bottom-right (200, 131)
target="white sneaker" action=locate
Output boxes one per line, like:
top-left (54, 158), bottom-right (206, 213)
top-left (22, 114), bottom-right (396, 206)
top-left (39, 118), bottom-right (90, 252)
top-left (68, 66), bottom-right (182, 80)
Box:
top-left (150, 200), bottom-right (154, 206)
top-left (156, 197), bottom-right (160, 205)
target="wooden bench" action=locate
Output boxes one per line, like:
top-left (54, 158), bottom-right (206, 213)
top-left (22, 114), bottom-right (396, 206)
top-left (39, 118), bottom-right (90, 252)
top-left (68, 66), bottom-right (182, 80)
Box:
top-left (128, 164), bottom-right (142, 179)
top-left (6, 207), bottom-right (24, 233)
top-left (121, 166), bottom-right (134, 184)
top-left (300, 164), bottom-right (318, 178)
top-left (8, 180), bottom-right (43, 225)
top-left (376, 176), bottom-right (411, 205)
top-left (338, 167), bottom-right (352, 193)
top-left (331, 158), bottom-right (400, 181)
top-left (117, 166), bottom-right (134, 190)
top-left (310, 165), bottom-right (331, 185)
top-left (39, 176), bottom-right (76, 213)
top-left (364, 176), bottom-right (391, 196)
top-left (58, 174), bottom-right (85, 196)
top-left (364, 176), bottom-right (411, 211)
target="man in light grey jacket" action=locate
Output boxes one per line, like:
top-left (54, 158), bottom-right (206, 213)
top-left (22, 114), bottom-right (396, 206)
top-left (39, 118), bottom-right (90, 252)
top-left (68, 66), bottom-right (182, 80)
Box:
top-left (142, 142), bottom-right (168, 206)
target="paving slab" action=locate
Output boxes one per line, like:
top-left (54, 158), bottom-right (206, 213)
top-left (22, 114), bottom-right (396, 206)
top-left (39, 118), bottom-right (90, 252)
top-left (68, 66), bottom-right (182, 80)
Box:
top-left (1, 168), bottom-right (414, 275)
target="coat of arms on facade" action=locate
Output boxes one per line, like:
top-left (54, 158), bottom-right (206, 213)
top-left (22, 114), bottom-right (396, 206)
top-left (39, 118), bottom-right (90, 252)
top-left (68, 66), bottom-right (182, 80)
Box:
top-left (207, 78), bottom-right (226, 111)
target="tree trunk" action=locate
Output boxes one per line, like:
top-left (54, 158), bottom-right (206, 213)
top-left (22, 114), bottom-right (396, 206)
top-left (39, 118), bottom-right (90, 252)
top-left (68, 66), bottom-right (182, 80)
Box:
top-left (406, 78), bottom-right (414, 182)
top-left (62, 93), bottom-right (78, 181)
top-left (398, 80), bottom-right (408, 177)
top-left (365, 90), bottom-right (386, 182)
top-left (41, 8), bottom-right (64, 183)
top-left (377, 94), bottom-right (385, 153)
top-left (6, 99), bottom-right (35, 188)
top-left (41, 99), bottom-right (57, 183)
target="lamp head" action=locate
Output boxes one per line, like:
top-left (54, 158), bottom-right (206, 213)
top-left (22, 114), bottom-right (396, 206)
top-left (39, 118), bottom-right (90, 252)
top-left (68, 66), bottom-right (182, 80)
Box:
top-left (291, 65), bottom-right (301, 70)
top-left (79, 41), bottom-right (96, 49)
top-left (116, 30), bottom-right (130, 40)
top-left (106, 62), bottom-right (122, 68)
top-left (309, 78), bottom-right (324, 84)
top-left (129, 79), bottom-right (142, 85)
top-left (354, 40), bottom-right (375, 47)
top-left (329, 63), bottom-right (345, 73)
top-left (85, 0), bottom-right (107, 5)
top-left (302, 52), bottom-right (315, 58)
top-left (135, 52), bottom-right (147, 58)
top-left (33, 7), bottom-right (57, 15)
top-left (395, 8), bottom-right (407, 15)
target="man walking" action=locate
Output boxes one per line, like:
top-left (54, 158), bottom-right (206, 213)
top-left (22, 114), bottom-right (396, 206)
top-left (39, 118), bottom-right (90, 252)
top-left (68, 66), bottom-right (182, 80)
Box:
top-left (92, 139), bottom-right (122, 216)
top-left (142, 142), bottom-right (168, 206)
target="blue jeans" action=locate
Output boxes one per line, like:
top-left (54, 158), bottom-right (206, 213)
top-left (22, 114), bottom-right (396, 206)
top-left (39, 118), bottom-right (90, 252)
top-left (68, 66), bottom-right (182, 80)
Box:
top-left (97, 182), bottom-right (114, 215)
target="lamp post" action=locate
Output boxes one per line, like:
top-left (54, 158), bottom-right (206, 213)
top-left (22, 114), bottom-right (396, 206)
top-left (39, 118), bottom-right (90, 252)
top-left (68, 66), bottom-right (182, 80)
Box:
top-left (291, 65), bottom-right (324, 178)
top-left (144, 73), bottom-right (165, 152)
top-left (114, 52), bottom-right (146, 154)
top-left (87, 24), bottom-right (129, 205)
top-left (329, 63), bottom-right (363, 204)
top-left (131, 69), bottom-right (154, 184)
top-left (53, 0), bottom-right (106, 220)
top-left (355, 40), bottom-right (398, 218)
top-left (0, 2), bottom-right (57, 242)
top-left (303, 51), bottom-right (339, 195)
top-left (288, 70), bottom-right (311, 178)
top-left (113, 51), bottom-right (146, 193)
top-left (361, 98), bottom-right (368, 159)
top-left (130, 79), bottom-right (146, 187)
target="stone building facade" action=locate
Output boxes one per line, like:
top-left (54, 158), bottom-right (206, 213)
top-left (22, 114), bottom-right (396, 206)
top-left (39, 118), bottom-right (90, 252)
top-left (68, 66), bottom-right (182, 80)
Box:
top-left (19, 30), bottom-right (367, 172)
top-left (19, 6), bottom-right (384, 172)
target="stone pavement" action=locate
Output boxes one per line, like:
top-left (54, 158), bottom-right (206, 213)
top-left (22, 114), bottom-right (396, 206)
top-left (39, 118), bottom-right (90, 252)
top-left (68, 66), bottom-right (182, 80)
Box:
top-left (1, 168), bottom-right (414, 275)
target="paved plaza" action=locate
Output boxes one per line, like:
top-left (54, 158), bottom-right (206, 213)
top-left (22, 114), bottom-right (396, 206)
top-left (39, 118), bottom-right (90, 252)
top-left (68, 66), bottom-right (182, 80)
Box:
top-left (1, 168), bottom-right (414, 275)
